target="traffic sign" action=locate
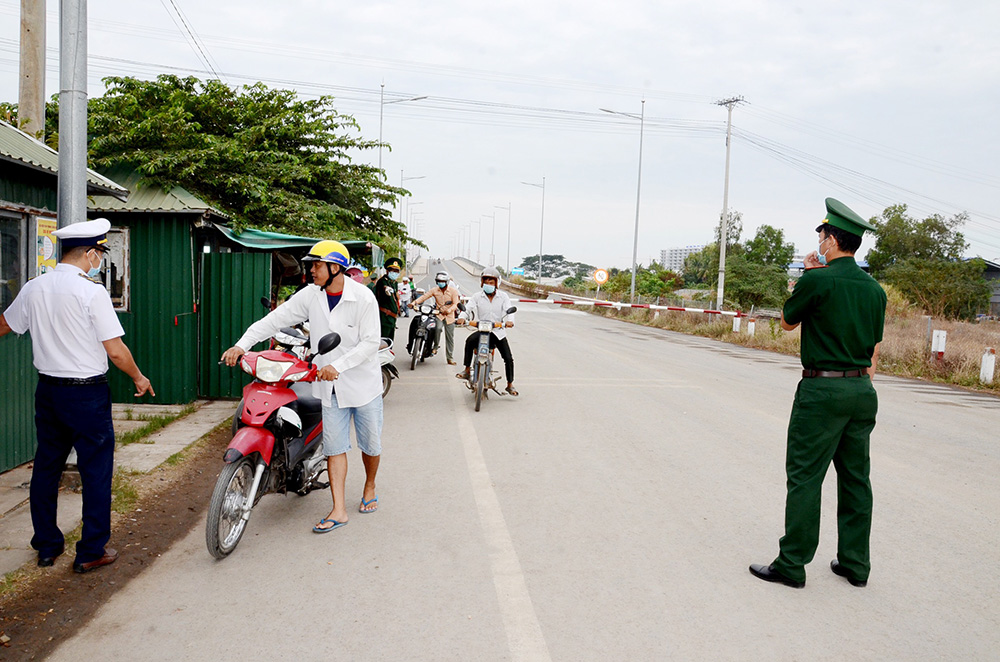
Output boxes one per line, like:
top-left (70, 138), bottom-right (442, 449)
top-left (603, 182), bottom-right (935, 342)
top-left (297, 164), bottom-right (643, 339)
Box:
top-left (593, 269), bottom-right (609, 285)
top-left (511, 267), bottom-right (525, 276)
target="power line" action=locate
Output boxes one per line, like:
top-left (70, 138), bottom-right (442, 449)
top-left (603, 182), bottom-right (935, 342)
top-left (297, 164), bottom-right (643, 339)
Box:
top-left (158, 0), bottom-right (225, 82)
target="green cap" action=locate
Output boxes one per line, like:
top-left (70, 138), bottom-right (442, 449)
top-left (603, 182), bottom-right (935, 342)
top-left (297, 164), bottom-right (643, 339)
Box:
top-left (816, 198), bottom-right (876, 237)
top-left (384, 257), bottom-right (404, 270)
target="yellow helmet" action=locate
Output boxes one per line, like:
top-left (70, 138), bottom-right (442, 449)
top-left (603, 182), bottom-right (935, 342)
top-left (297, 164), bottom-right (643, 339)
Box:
top-left (303, 240), bottom-right (350, 268)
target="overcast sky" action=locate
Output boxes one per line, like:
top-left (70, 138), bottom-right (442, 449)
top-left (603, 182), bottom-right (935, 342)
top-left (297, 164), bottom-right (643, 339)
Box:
top-left (2, 0), bottom-right (998, 269)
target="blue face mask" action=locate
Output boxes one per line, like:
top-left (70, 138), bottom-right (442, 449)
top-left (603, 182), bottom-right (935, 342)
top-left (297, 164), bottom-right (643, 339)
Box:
top-left (436, 281), bottom-right (447, 289)
top-left (482, 284), bottom-right (496, 295)
top-left (388, 271), bottom-right (400, 281)
top-left (817, 236), bottom-right (830, 266)
top-left (87, 250), bottom-right (103, 278)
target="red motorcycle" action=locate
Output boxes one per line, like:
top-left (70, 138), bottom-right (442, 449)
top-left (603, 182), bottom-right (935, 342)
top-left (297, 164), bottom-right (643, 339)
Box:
top-left (206, 330), bottom-right (340, 559)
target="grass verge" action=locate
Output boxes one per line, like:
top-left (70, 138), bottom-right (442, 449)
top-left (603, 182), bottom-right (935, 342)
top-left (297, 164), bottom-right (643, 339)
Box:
top-left (117, 404), bottom-right (198, 446)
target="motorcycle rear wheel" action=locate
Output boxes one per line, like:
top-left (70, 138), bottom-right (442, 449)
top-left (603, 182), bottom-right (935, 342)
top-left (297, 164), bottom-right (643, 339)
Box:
top-left (381, 366), bottom-right (392, 397)
top-left (474, 364), bottom-right (487, 412)
top-left (206, 455), bottom-right (256, 559)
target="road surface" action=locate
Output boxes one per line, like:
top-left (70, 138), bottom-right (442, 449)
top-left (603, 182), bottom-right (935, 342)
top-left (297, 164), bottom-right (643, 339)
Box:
top-left (48, 259), bottom-right (1000, 661)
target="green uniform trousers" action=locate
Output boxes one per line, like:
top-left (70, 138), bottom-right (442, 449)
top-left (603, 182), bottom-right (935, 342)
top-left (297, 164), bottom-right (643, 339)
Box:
top-left (380, 315), bottom-right (396, 340)
top-left (772, 377), bottom-right (878, 583)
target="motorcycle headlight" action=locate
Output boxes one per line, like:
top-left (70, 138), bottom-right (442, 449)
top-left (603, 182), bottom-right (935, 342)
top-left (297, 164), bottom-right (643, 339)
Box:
top-left (284, 370), bottom-right (309, 382)
top-left (255, 357), bottom-right (294, 382)
top-left (420, 304), bottom-right (434, 314)
top-left (478, 321), bottom-right (493, 332)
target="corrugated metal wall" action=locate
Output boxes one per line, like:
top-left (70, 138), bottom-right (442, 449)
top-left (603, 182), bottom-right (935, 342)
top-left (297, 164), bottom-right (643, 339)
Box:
top-left (0, 161), bottom-right (57, 213)
top-left (104, 214), bottom-right (199, 404)
top-left (199, 252), bottom-right (271, 398)
top-left (0, 334), bottom-right (37, 472)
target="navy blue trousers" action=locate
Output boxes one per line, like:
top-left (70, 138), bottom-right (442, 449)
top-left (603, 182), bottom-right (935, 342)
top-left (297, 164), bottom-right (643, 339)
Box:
top-left (30, 379), bottom-right (115, 564)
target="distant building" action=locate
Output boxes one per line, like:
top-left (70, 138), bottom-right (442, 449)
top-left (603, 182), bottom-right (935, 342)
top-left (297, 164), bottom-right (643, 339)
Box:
top-left (661, 245), bottom-right (705, 273)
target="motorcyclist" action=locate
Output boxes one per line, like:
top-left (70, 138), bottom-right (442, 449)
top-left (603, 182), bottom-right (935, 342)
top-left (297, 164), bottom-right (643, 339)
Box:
top-left (221, 240), bottom-right (384, 529)
top-left (455, 266), bottom-right (517, 396)
top-left (409, 271), bottom-right (461, 365)
top-left (399, 276), bottom-right (412, 317)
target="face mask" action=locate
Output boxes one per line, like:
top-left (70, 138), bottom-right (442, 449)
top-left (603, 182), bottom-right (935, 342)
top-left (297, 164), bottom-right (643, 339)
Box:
top-left (388, 271), bottom-right (399, 281)
top-left (87, 250), bottom-right (103, 278)
top-left (817, 236), bottom-right (830, 266)
top-left (436, 281), bottom-right (447, 289)
top-left (482, 284), bottom-right (496, 295)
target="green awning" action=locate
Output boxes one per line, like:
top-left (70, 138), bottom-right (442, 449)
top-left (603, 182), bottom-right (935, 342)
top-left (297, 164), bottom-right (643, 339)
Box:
top-left (214, 225), bottom-right (385, 268)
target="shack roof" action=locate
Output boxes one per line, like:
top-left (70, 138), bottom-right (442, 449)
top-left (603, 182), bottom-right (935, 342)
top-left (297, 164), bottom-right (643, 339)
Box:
top-left (0, 120), bottom-right (128, 200)
top-left (88, 165), bottom-right (227, 217)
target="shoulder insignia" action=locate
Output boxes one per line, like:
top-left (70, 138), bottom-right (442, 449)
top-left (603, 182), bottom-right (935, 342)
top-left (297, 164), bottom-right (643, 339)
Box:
top-left (77, 273), bottom-right (103, 285)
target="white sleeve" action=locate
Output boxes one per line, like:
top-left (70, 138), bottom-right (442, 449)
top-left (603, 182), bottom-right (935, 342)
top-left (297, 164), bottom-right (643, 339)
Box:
top-left (235, 288), bottom-right (311, 351)
top-left (2, 286), bottom-right (30, 334)
top-left (89, 288), bottom-right (125, 341)
top-left (330, 294), bottom-right (380, 374)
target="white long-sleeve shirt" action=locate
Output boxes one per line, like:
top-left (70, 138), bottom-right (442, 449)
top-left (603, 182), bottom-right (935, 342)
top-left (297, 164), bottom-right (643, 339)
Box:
top-left (235, 278), bottom-right (382, 408)
top-left (464, 289), bottom-right (516, 340)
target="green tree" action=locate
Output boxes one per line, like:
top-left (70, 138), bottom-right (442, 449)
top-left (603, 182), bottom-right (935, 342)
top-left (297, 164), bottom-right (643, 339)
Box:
top-left (745, 224), bottom-right (795, 267)
top-left (883, 258), bottom-right (991, 320)
top-left (81, 75), bottom-right (407, 242)
top-left (723, 255), bottom-right (789, 310)
top-left (866, 204), bottom-right (968, 278)
top-left (683, 244), bottom-right (719, 286)
top-left (515, 254), bottom-right (594, 279)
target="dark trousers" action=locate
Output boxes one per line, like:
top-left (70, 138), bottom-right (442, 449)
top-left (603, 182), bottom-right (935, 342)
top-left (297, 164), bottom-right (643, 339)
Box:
top-left (463, 332), bottom-right (514, 383)
top-left (30, 379), bottom-right (116, 564)
top-left (772, 377), bottom-right (878, 583)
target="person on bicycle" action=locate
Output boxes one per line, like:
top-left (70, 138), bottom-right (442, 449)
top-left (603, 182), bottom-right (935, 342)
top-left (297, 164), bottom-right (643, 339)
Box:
top-left (409, 271), bottom-right (460, 364)
top-left (455, 266), bottom-right (517, 396)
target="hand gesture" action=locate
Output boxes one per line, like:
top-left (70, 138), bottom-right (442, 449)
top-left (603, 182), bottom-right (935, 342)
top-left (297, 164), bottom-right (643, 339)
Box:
top-left (133, 374), bottom-right (155, 398)
top-left (803, 251), bottom-right (824, 269)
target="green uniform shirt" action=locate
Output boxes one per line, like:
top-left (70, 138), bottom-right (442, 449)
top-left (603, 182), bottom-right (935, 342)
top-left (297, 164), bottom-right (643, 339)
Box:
top-left (783, 257), bottom-right (886, 371)
top-left (375, 275), bottom-right (399, 316)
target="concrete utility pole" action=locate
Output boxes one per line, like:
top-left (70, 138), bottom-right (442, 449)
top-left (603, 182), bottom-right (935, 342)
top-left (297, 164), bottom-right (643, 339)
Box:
top-left (715, 96), bottom-right (744, 310)
top-left (58, 0), bottom-right (88, 230)
top-left (18, 0), bottom-right (46, 138)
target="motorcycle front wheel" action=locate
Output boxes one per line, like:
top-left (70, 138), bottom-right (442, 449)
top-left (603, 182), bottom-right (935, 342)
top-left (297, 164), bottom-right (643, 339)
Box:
top-left (381, 366), bottom-right (392, 397)
top-left (410, 337), bottom-right (421, 371)
top-left (474, 363), bottom-right (487, 412)
top-left (206, 455), bottom-right (256, 559)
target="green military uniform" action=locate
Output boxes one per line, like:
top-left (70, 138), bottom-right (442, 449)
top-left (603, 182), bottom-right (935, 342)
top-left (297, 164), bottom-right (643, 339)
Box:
top-left (770, 198), bottom-right (887, 585)
top-left (375, 257), bottom-right (403, 339)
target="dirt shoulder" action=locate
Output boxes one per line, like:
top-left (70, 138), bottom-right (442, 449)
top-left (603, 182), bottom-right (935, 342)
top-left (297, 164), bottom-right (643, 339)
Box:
top-left (0, 424), bottom-right (230, 661)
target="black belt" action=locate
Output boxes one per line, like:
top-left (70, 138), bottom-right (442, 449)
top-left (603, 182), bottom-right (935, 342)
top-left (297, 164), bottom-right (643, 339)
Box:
top-left (39, 373), bottom-right (108, 386)
top-left (802, 369), bottom-right (866, 378)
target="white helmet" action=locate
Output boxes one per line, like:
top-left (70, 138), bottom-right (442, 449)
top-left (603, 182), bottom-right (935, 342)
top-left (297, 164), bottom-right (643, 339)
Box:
top-left (481, 266), bottom-right (501, 282)
top-left (435, 271), bottom-right (449, 282)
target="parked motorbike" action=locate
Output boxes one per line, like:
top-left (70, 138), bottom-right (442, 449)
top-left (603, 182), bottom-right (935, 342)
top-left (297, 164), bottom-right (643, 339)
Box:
top-left (207, 331), bottom-right (340, 559)
top-left (409, 301), bottom-right (438, 370)
top-left (379, 337), bottom-right (399, 397)
top-left (458, 306), bottom-right (517, 411)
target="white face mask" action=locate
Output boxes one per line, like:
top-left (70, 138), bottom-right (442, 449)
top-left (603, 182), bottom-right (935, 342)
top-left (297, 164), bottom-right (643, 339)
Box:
top-left (817, 235), bottom-right (831, 266)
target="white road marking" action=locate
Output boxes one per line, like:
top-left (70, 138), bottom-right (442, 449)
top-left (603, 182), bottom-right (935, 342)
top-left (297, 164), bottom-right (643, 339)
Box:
top-left (448, 376), bottom-right (552, 662)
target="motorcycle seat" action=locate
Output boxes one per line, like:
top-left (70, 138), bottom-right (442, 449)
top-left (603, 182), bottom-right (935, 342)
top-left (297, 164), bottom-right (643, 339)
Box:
top-left (296, 394), bottom-right (323, 418)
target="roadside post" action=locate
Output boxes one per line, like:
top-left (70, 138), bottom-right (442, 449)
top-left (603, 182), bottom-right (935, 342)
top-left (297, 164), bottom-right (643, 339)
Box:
top-left (931, 330), bottom-right (947, 360)
top-left (981, 348), bottom-right (996, 384)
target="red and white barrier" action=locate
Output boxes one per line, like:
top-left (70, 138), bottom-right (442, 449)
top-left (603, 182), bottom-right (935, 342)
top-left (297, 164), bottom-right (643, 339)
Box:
top-left (504, 295), bottom-right (747, 318)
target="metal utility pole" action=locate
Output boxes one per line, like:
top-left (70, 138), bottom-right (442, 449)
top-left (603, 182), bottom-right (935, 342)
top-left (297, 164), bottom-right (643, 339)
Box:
top-left (600, 101), bottom-right (645, 303)
top-left (521, 178), bottom-right (545, 281)
top-left (715, 96), bottom-right (744, 310)
top-left (58, 0), bottom-right (88, 230)
top-left (18, 0), bottom-right (46, 138)
top-left (495, 203), bottom-right (511, 273)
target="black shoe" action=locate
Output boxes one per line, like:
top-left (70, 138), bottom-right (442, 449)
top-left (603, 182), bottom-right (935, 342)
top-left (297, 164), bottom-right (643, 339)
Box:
top-left (749, 563), bottom-right (805, 588)
top-left (830, 560), bottom-right (867, 587)
top-left (37, 547), bottom-right (64, 567)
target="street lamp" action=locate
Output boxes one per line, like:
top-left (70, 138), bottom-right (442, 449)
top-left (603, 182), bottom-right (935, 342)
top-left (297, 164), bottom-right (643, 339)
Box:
top-left (399, 171), bottom-right (425, 262)
top-left (600, 100), bottom-right (645, 303)
top-left (378, 84), bottom-right (427, 173)
top-left (495, 203), bottom-right (511, 274)
top-left (481, 213), bottom-right (495, 266)
top-left (470, 219), bottom-right (482, 264)
top-left (521, 178), bottom-right (546, 281)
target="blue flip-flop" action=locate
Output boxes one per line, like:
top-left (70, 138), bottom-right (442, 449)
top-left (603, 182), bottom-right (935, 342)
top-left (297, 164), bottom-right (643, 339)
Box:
top-left (312, 518), bottom-right (347, 533)
top-left (359, 495), bottom-right (379, 514)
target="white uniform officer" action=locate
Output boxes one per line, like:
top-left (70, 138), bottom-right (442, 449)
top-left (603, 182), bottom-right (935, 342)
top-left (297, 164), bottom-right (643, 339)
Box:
top-left (0, 218), bottom-right (154, 573)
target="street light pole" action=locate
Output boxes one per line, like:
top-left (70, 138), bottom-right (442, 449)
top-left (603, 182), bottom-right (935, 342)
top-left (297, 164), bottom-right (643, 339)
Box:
top-left (715, 96), bottom-right (744, 311)
top-left (481, 213), bottom-right (495, 266)
top-left (378, 88), bottom-right (427, 175)
top-left (495, 203), bottom-right (511, 274)
top-left (521, 179), bottom-right (545, 281)
top-left (600, 100), bottom-right (645, 303)
top-left (399, 171), bottom-right (425, 262)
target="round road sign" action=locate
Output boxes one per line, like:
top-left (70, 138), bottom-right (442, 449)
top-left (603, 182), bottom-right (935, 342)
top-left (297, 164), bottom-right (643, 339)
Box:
top-left (593, 269), bottom-right (609, 285)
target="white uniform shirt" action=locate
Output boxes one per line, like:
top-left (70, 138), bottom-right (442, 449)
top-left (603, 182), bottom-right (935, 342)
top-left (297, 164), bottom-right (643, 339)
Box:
top-left (465, 288), bottom-right (515, 340)
top-left (235, 278), bottom-right (382, 408)
top-left (3, 263), bottom-right (124, 378)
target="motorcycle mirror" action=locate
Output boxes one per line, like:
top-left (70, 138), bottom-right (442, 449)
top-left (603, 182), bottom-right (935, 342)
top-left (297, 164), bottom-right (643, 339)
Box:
top-left (506, 306), bottom-right (517, 314)
top-left (457, 302), bottom-right (467, 312)
top-left (260, 296), bottom-right (271, 311)
top-left (318, 332), bottom-right (341, 354)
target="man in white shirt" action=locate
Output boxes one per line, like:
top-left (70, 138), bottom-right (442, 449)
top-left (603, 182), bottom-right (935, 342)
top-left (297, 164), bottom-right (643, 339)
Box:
top-left (0, 218), bottom-right (154, 573)
top-left (455, 267), bottom-right (518, 396)
top-left (221, 240), bottom-right (384, 530)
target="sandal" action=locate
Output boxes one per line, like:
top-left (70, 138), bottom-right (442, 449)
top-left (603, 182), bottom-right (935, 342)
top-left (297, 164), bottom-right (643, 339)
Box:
top-left (456, 372), bottom-right (470, 380)
top-left (505, 385), bottom-right (519, 396)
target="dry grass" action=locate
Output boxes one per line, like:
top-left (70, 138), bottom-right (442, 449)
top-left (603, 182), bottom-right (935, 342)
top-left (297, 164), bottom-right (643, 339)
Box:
top-left (592, 293), bottom-right (1000, 395)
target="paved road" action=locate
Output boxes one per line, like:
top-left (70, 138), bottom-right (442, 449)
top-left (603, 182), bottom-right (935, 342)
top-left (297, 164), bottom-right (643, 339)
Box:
top-left (49, 260), bottom-right (1000, 661)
